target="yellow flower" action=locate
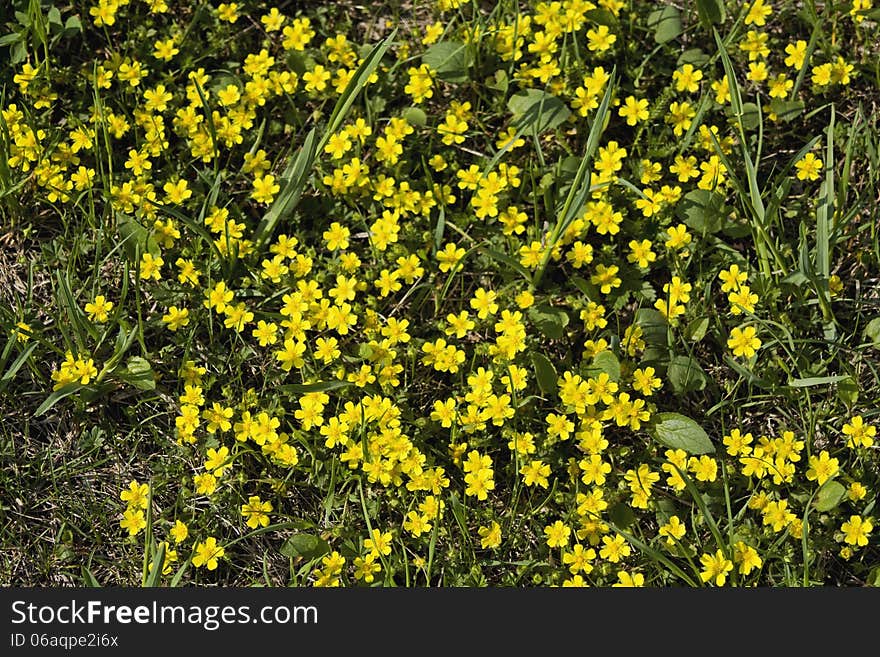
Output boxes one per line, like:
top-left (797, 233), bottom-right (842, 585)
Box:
top-left (84, 295), bottom-right (114, 323)
top-left (700, 549), bottom-right (733, 586)
top-left (478, 521), bottom-right (502, 549)
top-left (727, 325), bottom-right (761, 358)
top-left (192, 537), bottom-right (225, 569)
top-left (162, 306), bottom-right (190, 331)
top-left (795, 152), bottom-right (823, 181)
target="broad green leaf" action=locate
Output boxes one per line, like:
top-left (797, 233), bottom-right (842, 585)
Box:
top-left (508, 89), bottom-right (571, 135)
top-left (647, 6), bottom-right (682, 44)
top-left (528, 303), bottom-right (569, 339)
top-left (769, 98), bottom-right (804, 123)
top-left (667, 355), bottom-right (708, 393)
top-left (280, 533), bottom-right (331, 560)
top-left (634, 308), bottom-right (669, 347)
top-left (813, 480), bottom-right (846, 512)
top-left (609, 502), bottom-right (636, 530)
top-left (530, 352), bottom-right (558, 395)
top-left (695, 0), bottom-right (725, 27)
top-left (649, 412), bottom-right (715, 454)
top-left (422, 41), bottom-right (473, 83)
top-left (586, 350), bottom-right (620, 382)
top-left (116, 212), bottom-right (160, 263)
top-left (81, 566), bottom-right (101, 587)
top-left (677, 189), bottom-right (724, 234)
top-left (402, 106), bottom-right (426, 126)
top-left (677, 48), bottom-right (709, 68)
top-left (837, 376), bottom-right (859, 406)
top-left (864, 317), bottom-right (880, 347)
top-left (685, 317), bottom-right (710, 342)
top-left (64, 15), bottom-right (82, 33)
top-left (116, 356), bottom-right (156, 391)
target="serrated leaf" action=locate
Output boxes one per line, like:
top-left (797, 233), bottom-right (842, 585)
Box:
top-left (813, 480), bottom-right (846, 512)
top-left (647, 6), bottom-right (682, 44)
top-left (280, 533), bottom-right (330, 560)
top-left (667, 355), bottom-right (708, 393)
top-left (422, 41), bottom-right (472, 83)
top-left (508, 89), bottom-right (571, 135)
top-left (649, 412), bottom-right (715, 454)
top-left (530, 352), bottom-right (558, 395)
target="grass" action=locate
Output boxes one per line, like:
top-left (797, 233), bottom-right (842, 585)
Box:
top-left (1, 0), bottom-right (879, 587)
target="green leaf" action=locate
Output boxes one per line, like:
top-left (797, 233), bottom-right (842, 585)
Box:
top-left (864, 317), bottom-right (880, 348)
top-left (402, 107), bottom-right (426, 126)
top-left (677, 48), bottom-right (709, 68)
top-left (35, 382), bottom-right (84, 417)
top-left (81, 566), bottom-right (101, 587)
top-left (685, 317), bottom-right (710, 342)
top-left (279, 533), bottom-right (330, 560)
top-left (252, 128), bottom-right (318, 250)
top-left (813, 480), bottom-right (846, 512)
top-left (738, 102), bottom-right (761, 131)
top-left (677, 189), bottom-right (725, 234)
top-left (647, 6), bottom-right (682, 44)
top-left (787, 375), bottom-right (851, 388)
top-left (145, 542), bottom-right (166, 587)
top-left (278, 380), bottom-right (351, 395)
top-left (837, 376), bottom-right (859, 407)
top-left (586, 350), bottom-right (620, 382)
top-left (47, 6), bottom-right (62, 28)
top-left (64, 15), bottom-right (82, 33)
top-left (508, 89), bottom-right (571, 136)
top-left (422, 41), bottom-right (473, 83)
top-left (769, 98), bottom-right (804, 123)
top-left (530, 352), bottom-right (558, 395)
top-left (527, 303), bottom-right (569, 339)
top-left (667, 355), bottom-right (708, 393)
top-left (116, 212), bottom-right (160, 263)
top-left (116, 356), bottom-right (156, 391)
top-left (608, 502), bottom-right (636, 530)
top-left (649, 412), bottom-right (715, 454)
top-left (634, 308), bottom-right (669, 347)
top-left (0, 341), bottom-right (38, 393)
top-left (695, 0), bottom-right (725, 27)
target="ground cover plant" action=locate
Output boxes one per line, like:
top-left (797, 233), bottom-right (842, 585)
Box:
top-left (1, 0), bottom-right (879, 587)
